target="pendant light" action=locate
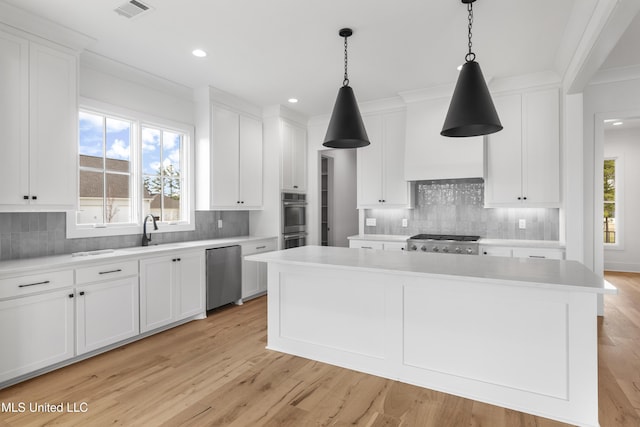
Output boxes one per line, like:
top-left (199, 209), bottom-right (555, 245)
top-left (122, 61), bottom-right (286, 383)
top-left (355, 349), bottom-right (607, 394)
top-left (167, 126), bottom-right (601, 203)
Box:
top-left (441, 0), bottom-right (502, 137)
top-left (323, 28), bottom-right (370, 149)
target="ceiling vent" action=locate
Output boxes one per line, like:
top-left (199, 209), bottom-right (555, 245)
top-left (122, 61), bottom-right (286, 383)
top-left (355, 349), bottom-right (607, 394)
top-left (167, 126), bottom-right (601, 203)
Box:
top-left (115, 0), bottom-right (152, 19)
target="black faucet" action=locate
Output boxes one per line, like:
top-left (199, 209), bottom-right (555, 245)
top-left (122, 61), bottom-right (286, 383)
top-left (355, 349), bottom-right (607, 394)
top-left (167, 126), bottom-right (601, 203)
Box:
top-left (141, 214), bottom-right (158, 246)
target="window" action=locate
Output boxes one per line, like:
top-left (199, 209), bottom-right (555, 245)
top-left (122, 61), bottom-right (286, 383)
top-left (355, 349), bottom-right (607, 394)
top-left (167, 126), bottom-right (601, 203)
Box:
top-left (69, 101), bottom-right (194, 238)
top-left (603, 158), bottom-right (616, 244)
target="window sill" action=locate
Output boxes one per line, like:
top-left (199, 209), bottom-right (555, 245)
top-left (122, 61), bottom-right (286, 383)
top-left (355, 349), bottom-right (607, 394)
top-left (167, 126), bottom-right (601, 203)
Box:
top-left (66, 212), bottom-right (195, 239)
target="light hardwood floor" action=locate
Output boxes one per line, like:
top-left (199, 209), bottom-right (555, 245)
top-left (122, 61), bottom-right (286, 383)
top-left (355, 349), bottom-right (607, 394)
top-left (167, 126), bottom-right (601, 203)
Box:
top-left (0, 272), bottom-right (639, 426)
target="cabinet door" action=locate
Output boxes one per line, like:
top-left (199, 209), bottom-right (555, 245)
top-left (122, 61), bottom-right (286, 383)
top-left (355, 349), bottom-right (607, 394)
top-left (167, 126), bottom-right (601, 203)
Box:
top-left (211, 105), bottom-right (240, 207)
top-left (176, 251), bottom-right (205, 320)
top-left (140, 256), bottom-right (175, 333)
top-left (522, 89), bottom-right (560, 206)
top-left (0, 30), bottom-right (29, 206)
top-left (357, 114), bottom-right (383, 207)
top-left (29, 42), bottom-right (77, 209)
top-left (239, 115), bottom-right (263, 207)
top-left (282, 121), bottom-right (307, 192)
top-left (484, 94), bottom-right (523, 206)
top-left (382, 111), bottom-right (410, 207)
top-left (76, 277), bottom-right (139, 355)
top-left (0, 289), bottom-right (74, 383)
top-left (241, 239), bottom-right (276, 299)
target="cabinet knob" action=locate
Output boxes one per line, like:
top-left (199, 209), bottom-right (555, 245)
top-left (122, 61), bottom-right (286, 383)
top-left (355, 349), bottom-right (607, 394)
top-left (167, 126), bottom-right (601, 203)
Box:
top-left (23, 195), bottom-right (29, 200)
top-left (31, 196), bottom-right (37, 200)
top-left (241, 201), bottom-right (244, 204)
top-left (523, 196), bottom-right (527, 200)
top-left (79, 291), bottom-right (85, 296)
top-left (517, 197), bottom-right (522, 200)
top-left (293, 185), bottom-right (298, 189)
top-left (68, 294), bottom-right (74, 298)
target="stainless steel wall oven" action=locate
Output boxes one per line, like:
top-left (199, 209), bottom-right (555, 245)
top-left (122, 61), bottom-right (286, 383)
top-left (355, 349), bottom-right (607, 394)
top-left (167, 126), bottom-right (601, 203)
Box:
top-left (282, 192), bottom-right (307, 249)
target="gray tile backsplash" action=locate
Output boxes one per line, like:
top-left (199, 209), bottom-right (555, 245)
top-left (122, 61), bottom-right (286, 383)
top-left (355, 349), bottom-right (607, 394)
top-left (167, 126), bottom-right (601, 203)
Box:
top-left (365, 179), bottom-right (559, 240)
top-left (0, 211), bottom-right (249, 261)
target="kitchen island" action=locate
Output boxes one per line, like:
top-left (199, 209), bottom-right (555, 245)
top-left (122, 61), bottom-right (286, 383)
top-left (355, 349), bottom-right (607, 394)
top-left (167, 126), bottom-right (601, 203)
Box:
top-left (246, 245), bottom-right (616, 427)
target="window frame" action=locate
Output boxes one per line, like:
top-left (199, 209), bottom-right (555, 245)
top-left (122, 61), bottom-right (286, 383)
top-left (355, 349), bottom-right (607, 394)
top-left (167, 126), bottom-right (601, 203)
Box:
top-left (67, 98), bottom-right (195, 239)
top-left (603, 156), bottom-right (624, 250)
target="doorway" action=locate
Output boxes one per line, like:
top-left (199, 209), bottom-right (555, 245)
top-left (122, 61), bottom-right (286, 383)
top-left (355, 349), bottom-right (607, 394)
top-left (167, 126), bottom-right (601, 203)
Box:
top-left (320, 155), bottom-right (333, 246)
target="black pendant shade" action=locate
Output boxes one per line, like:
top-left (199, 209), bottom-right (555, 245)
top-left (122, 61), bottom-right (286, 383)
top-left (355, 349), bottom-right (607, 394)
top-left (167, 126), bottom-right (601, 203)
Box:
top-left (323, 85), bottom-right (370, 148)
top-left (441, 61), bottom-right (502, 137)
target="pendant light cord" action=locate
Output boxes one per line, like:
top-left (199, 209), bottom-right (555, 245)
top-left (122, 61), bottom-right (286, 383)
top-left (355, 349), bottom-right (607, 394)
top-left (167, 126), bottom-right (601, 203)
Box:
top-left (466, 2), bottom-right (476, 62)
top-left (343, 35), bottom-right (349, 87)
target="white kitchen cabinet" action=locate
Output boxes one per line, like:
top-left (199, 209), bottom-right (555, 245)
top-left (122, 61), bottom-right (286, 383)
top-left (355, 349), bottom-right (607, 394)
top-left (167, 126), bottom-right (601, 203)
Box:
top-left (404, 97), bottom-right (483, 181)
top-left (480, 245), bottom-right (564, 260)
top-left (484, 88), bottom-right (560, 207)
top-left (349, 239), bottom-right (407, 251)
top-left (75, 261), bottom-right (139, 355)
top-left (0, 29), bottom-right (77, 211)
top-left (241, 238), bottom-right (277, 300)
top-left (0, 289), bottom-right (75, 383)
top-left (210, 105), bottom-right (263, 209)
top-left (281, 120), bottom-right (307, 192)
top-left (358, 110), bottom-right (412, 208)
top-left (511, 247), bottom-right (564, 260)
top-left (139, 250), bottom-right (205, 333)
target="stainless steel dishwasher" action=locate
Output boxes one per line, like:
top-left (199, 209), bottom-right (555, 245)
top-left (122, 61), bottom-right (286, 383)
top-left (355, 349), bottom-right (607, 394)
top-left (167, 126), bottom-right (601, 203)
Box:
top-left (206, 245), bottom-right (241, 310)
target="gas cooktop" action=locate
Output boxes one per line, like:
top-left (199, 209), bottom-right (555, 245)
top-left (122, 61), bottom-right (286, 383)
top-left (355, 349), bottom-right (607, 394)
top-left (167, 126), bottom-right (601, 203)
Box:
top-left (407, 234), bottom-right (480, 255)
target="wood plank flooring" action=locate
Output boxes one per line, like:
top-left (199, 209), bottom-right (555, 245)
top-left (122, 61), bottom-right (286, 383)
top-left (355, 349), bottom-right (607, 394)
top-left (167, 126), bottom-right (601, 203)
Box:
top-left (0, 272), bottom-right (639, 426)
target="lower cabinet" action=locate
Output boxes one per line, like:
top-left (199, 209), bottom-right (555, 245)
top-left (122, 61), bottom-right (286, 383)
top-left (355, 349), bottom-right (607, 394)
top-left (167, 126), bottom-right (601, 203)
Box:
top-left (349, 240), bottom-right (407, 251)
top-left (75, 277), bottom-right (139, 355)
top-left (139, 250), bottom-right (205, 333)
top-left (241, 238), bottom-right (277, 300)
top-left (0, 289), bottom-right (75, 383)
top-left (480, 245), bottom-right (564, 260)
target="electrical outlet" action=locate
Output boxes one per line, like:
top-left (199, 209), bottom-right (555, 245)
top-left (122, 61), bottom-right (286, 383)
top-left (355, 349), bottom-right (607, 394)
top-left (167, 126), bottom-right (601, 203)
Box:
top-left (402, 218), bottom-right (408, 227)
top-left (218, 219), bottom-right (223, 228)
top-left (519, 219), bottom-right (526, 229)
top-left (365, 218), bottom-right (376, 227)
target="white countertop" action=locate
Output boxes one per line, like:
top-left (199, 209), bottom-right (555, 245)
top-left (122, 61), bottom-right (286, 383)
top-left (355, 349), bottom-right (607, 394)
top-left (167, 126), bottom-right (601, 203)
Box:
top-left (0, 236), bottom-right (277, 277)
top-left (246, 245), bottom-right (615, 295)
top-left (348, 234), bottom-right (564, 249)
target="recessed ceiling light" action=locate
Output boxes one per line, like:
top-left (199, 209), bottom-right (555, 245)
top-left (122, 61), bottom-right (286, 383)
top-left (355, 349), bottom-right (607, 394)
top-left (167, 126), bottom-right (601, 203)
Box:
top-left (613, 121), bottom-right (623, 126)
top-left (192, 49), bottom-right (207, 58)
top-left (288, 98), bottom-right (298, 104)
top-left (604, 119), bottom-right (620, 123)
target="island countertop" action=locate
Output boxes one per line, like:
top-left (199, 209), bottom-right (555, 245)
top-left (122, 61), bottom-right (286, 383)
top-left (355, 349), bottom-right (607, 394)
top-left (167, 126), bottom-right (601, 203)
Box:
top-left (246, 245), bottom-right (616, 295)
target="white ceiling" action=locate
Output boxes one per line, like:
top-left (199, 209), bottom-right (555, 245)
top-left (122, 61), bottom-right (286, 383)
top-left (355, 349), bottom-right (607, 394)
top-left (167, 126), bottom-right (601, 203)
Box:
top-left (3, 0), bottom-right (637, 118)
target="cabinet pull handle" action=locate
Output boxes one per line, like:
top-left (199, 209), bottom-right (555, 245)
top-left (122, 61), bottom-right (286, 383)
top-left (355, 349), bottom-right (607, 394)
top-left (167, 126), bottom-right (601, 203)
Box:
top-left (19, 280), bottom-right (50, 288)
top-left (79, 291), bottom-right (85, 296)
top-left (99, 269), bottom-right (122, 275)
top-left (256, 246), bottom-right (266, 250)
top-left (23, 195), bottom-right (29, 200)
top-left (31, 196), bottom-right (37, 200)
top-left (68, 294), bottom-right (74, 298)
top-left (529, 255), bottom-right (546, 259)
top-left (361, 246), bottom-right (373, 249)
top-left (293, 185), bottom-right (298, 189)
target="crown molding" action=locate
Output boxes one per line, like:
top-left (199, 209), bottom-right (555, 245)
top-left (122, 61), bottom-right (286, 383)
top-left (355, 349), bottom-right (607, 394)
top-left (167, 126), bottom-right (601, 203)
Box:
top-left (589, 64), bottom-right (640, 87)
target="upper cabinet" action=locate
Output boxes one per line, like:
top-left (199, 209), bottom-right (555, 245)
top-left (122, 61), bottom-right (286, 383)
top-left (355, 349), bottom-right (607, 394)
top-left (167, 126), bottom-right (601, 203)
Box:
top-left (281, 120), bottom-right (307, 192)
top-left (0, 29), bottom-right (78, 211)
top-left (404, 97), bottom-right (483, 181)
top-left (210, 105), bottom-right (263, 209)
top-left (484, 88), bottom-right (560, 208)
top-left (195, 87), bottom-right (264, 211)
top-left (358, 110), bottom-right (413, 208)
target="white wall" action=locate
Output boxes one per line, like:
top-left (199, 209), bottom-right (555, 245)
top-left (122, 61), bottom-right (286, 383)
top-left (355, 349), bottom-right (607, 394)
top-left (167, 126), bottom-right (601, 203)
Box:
top-left (79, 52), bottom-right (194, 125)
top-left (583, 77), bottom-right (640, 277)
top-left (603, 126), bottom-right (640, 272)
top-left (322, 149), bottom-right (358, 247)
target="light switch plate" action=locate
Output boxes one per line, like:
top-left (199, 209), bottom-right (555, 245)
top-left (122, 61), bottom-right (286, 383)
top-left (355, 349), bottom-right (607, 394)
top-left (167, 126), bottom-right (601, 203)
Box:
top-left (519, 219), bottom-right (526, 229)
top-left (402, 218), bottom-right (408, 227)
top-left (218, 219), bottom-right (223, 228)
top-left (365, 218), bottom-right (376, 227)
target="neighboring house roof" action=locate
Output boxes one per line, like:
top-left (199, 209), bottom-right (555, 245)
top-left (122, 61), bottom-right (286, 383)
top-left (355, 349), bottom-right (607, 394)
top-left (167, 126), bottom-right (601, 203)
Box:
top-left (79, 155), bottom-right (154, 199)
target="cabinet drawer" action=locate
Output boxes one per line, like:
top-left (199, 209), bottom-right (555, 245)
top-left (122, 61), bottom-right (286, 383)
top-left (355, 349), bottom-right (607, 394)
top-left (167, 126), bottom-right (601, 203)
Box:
top-left (0, 270), bottom-right (74, 299)
top-left (76, 260), bottom-right (138, 284)
top-left (512, 248), bottom-right (564, 260)
top-left (242, 239), bottom-right (277, 255)
top-left (349, 240), bottom-right (384, 250)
